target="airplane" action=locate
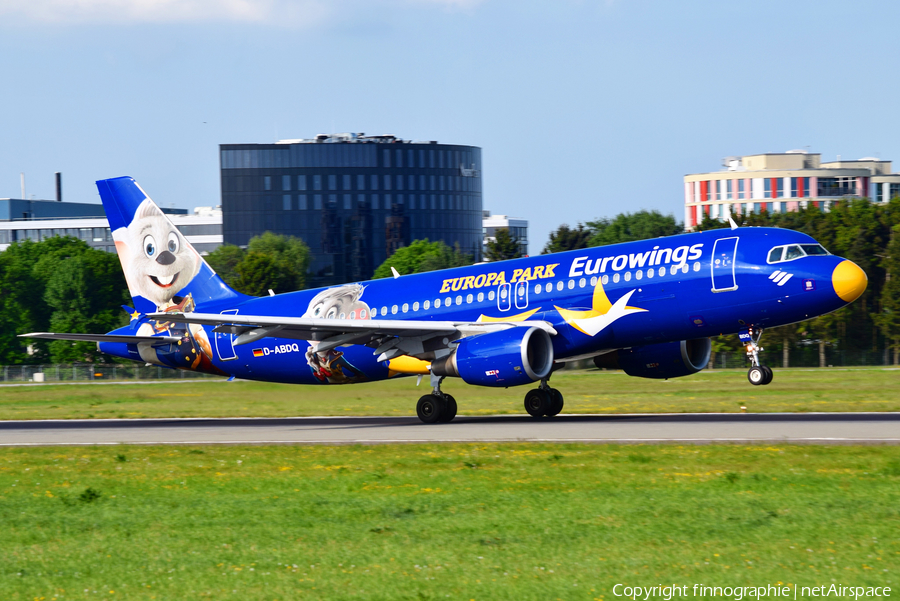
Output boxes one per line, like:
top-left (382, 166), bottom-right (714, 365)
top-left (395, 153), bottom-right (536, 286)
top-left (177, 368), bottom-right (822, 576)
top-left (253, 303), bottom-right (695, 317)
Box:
top-left (22, 177), bottom-right (868, 423)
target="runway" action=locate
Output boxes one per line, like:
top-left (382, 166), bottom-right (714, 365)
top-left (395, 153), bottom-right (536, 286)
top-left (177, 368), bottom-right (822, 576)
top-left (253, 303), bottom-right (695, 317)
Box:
top-left (1, 413), bottom-right (898, 446)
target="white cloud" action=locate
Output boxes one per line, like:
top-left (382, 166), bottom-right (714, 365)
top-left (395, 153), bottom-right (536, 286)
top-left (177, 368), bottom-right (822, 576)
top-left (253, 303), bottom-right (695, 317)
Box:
top-left (0, 0), bottom-right (328, 25)
top-left (405, 0), bottom-right (484, 8)
top-left (0, 0), bottom-right (484, 25)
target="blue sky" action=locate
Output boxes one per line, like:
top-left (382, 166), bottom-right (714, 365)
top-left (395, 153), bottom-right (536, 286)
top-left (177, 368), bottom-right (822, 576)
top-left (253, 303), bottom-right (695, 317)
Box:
top-left (2, 0), bottom-right (898, 254)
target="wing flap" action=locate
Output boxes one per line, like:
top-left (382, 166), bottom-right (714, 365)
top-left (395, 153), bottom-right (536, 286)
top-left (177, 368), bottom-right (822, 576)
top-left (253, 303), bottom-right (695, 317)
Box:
top-left (151, 312), bottom-right (556, 338)
top-left (146, 312), bottom-right (557, 359)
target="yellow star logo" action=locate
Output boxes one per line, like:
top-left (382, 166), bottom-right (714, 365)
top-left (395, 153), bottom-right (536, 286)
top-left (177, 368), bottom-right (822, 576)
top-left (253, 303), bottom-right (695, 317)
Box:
top-left (555, 278), bottom-right (646, 336)
top-left (130, 310), bottom-right (141, 321)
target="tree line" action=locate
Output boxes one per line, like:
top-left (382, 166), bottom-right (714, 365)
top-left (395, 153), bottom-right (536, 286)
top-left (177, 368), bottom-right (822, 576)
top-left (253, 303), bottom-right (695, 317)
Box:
top-left (0, 237), bottom-right (130, 364)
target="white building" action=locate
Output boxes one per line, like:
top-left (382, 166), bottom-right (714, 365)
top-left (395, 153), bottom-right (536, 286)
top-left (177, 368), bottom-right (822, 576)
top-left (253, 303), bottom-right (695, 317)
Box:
top-left (0, 207), bottom-right (223, 254)
top-left (482, 211), bottom-right (528, 258)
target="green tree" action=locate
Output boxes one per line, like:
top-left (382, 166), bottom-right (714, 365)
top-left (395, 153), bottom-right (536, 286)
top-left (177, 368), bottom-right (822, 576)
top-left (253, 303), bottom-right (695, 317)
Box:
top-left (587, 210), bottom-right (683, 247)
top-left (416, 242), bottom-right (474, 274)
top-left (205, 244), bottom-right (245, 287)
top-left (0, 237), bottom-right (129, 364)
top-left (542, 223), bottom-right (592, 255)
top-left (484, 228), bottom-right (523, 262)
top-left (0, 240), bottom-right (45, 364)
top-left (373, 239), bottom-right (473, 279)
top-left (245, 232), bottom-right (311, 293)
top-left (875, 224), bottom-right (900, 364)
top-left (233, 252), bottom-right (282, 297)
top-left (210, 232), bottom-right (312, 296)
top-left (44, 253), bottom-right (130, 363)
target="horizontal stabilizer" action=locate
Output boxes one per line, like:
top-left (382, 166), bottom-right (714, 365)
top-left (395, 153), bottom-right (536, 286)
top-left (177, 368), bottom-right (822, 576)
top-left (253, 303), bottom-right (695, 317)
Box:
top-left (19, 332), bottom-right (180, 346)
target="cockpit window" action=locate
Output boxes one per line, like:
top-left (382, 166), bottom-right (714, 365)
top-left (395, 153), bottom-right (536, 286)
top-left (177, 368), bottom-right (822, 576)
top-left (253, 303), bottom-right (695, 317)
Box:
top-left (767, 243), bottom-right (830, 263)
top-left (784, 245), bottom-right (805, 260)
top-left (800, 244), bottom-right (829, 256)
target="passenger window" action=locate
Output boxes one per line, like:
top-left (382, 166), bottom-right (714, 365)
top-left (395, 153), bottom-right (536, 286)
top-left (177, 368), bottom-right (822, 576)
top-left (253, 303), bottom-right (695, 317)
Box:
top-left (784, 245), bottom-right (805, 261)
top-left (768, 247), bottom-right (784, 263)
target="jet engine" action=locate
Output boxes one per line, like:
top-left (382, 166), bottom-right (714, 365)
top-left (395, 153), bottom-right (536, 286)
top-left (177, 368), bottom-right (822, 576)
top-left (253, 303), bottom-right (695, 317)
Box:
top-left (431, 326), bottom-right (554, 387)
top-left (593, 338), bottom-right (711, 379)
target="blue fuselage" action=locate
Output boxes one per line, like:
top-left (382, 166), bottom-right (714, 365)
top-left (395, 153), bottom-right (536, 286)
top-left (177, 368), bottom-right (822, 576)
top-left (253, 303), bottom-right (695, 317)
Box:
top-left (102, 227), bottom-right (857, 385)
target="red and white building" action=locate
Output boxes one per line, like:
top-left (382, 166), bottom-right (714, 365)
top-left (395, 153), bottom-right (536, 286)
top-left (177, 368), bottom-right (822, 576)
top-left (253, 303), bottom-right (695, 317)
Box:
top-left (684, 151), bottom-right (900, 229)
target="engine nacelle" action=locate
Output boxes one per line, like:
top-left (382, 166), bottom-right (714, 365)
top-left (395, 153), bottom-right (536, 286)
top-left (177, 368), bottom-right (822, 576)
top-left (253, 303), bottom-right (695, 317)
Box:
top-left (431, 326), bottom-right (554, 387)
top-left (594, 338), bottom-right (711, 379)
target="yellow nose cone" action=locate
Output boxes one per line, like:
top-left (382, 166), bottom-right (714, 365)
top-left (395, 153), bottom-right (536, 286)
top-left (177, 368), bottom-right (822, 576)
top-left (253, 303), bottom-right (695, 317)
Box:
top-left (832, 260), bottom-right (867, 302)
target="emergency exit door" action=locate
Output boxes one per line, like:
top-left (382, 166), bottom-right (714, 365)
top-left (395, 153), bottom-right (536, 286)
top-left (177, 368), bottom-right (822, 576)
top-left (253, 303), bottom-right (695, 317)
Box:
top-left (711, 237), bottom-right (739, 292)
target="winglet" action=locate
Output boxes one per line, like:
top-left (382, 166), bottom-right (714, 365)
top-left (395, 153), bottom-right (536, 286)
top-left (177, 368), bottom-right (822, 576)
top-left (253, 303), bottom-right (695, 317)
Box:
top-left (728, 213), bottom-right (739, 230)
top-left (391, 266), bottom-right (400, 279)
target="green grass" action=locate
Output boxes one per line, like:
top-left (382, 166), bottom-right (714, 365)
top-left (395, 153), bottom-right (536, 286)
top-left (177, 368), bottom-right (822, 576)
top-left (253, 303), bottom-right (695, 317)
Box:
top-left (1, 367), bottom-right (899, 420)
top-left (1, 444), bottom-right (898, 600)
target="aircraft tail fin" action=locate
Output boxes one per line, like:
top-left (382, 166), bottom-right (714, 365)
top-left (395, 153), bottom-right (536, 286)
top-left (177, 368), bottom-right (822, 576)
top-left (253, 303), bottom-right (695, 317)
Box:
top-left (96, 176), bottom-right (249, 314)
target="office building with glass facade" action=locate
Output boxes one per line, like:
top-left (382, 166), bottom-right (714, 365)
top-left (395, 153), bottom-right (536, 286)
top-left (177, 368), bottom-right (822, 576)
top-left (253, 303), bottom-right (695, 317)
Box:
top-left (684, 151), bottom-right (900, 229)
top-left (220, 133), bottom-right (483, 285)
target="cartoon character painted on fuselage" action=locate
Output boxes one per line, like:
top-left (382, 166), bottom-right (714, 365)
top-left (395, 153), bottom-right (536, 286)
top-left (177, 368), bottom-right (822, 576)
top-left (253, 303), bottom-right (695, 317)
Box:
top-left (301, 284), bottom-right (370, 384)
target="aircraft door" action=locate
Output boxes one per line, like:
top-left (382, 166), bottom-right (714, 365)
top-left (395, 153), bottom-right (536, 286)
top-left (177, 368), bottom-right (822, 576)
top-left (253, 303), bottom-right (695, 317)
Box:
top-left (711, 237), bottom-right (739, 292)
top-left (215, 309), bottom-right (238, 361)
top-left (497, 282), bottom-right (511, 311)
top-left (514, 280), bottom-right (529, 310)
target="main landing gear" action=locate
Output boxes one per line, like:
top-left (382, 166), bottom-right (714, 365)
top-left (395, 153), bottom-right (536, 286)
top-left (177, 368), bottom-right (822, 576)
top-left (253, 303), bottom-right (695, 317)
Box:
top-left (415, 374), bottom-right (565, 424)
top-left (524, 379), bottom-right (564, 418)
top-left (743, 327), bottom-right (773, 386)
top-left (416, 374), bottom-right (458, 424)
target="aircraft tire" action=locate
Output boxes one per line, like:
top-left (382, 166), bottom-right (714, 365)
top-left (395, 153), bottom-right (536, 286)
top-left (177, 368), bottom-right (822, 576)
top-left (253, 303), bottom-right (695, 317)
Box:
top-left (761, 366), bottom-right (773, 385)
top-left (547, 389), bottom-right (564, 417)
top-left (440, 395), bottom-right (458, 423)
top-left (417, 394), bottom-right (446, 424)
top-left (524, 388), bottom-right (551, 418)
top-left (747, 366), bottom-right (766, 386)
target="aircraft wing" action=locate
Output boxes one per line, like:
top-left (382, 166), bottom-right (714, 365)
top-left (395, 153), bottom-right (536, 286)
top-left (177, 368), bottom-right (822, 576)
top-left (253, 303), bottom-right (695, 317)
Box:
top-left (19, 332), bottom-right (181, 346)
top-left (149, 311), bottom-right (557, 361)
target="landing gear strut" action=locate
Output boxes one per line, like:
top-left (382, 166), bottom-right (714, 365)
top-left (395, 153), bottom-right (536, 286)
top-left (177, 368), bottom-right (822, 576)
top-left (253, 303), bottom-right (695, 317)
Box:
top-left (742, 327), bottom-right (773, 386)
top-left (524, 378), bottom-right (564, 418)
top-left (416, 374), bottom-right (457, 424)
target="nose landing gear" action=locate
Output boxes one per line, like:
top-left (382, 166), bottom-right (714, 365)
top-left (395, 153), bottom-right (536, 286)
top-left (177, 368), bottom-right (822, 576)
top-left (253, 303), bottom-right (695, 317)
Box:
top-left (524, 378), bottom-right (564, 417)
top-left (742, 328), bottom-right (773, 386)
